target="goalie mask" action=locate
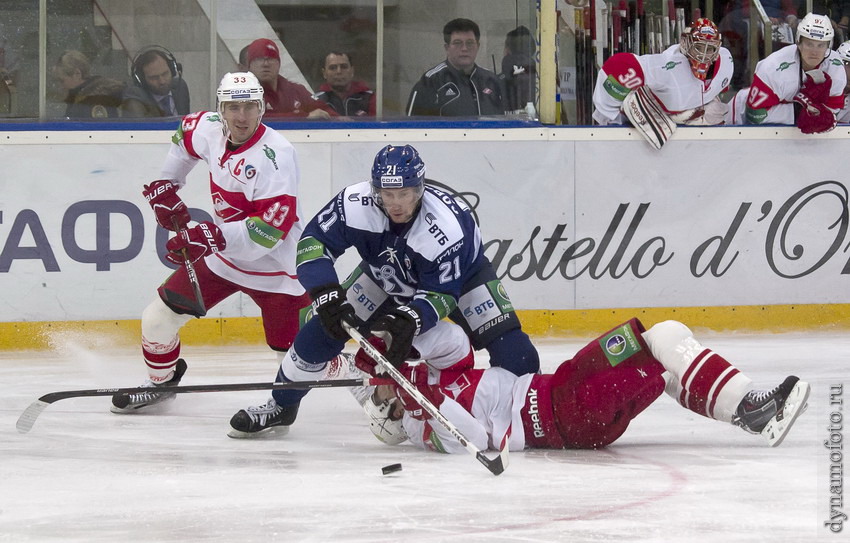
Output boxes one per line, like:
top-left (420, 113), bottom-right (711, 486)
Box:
top-left (680, 18), bottom-right (722, 80)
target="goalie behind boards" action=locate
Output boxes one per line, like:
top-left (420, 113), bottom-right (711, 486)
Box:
top-left (591, 18), bottom-right (733, 149)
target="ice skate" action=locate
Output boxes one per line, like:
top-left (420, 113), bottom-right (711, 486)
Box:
top-left (110, 359), bottom-right (188, 414)
top-left (227, 397), bottom-right (299, 438)
top-left (732, 375), bottom-right (810, 447)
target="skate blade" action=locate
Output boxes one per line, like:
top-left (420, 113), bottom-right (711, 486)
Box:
top-left (762, 380), bottom-right (811, 447)
top-left (227, 425), bottom-right (291, 439)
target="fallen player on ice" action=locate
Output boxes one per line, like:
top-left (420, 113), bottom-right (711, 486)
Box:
top-left (346, 318), bottom-right (810, 452)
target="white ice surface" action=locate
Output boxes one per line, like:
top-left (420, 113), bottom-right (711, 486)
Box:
top-left (0, 331), bottom-right (844, 542)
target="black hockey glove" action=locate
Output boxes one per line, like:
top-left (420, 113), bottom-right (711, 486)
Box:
top-left (309, 284), bottom-right (355, 342)
top-left (370, 305), bottom-right (422, 368)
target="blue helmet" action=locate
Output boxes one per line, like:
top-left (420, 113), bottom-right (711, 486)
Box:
top-left (370, 144), bottom-right (426, 196)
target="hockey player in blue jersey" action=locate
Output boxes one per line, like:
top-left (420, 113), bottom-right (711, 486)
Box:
top-left (228, 144), bottom-right (540, 437)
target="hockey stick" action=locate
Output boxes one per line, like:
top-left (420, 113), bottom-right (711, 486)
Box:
top-left (16, 376), bottom-right (391, 434)
top-left (161, 217), bottom-right (207, 316)
top-left (343, 321), bottom-right (509, 476)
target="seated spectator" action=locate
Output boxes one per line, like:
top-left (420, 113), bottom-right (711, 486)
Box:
top-left (499, 25), bottom-right (537, 113)
top-left (237, 44), bottom-right (249, 72)
top-left (406, 18), bottom-right (504, 117)
top-left (53, 50), bottom-right (124, 119)
top-left (314, 52), bottom-right (375, 117)
top-left (245, 38), bottom-right (336, 119)
top-left (121, 46), bottom-right (190, 118)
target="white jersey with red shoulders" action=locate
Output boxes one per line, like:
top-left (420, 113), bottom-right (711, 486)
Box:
top-left (592, 44), bottom-right (733, 125)
top-left (745, 44), bottom-right (847, 125)
top-left (403, 366), bottom-right (533, 454)
top-left (159, 111), bottom-right (304, 294)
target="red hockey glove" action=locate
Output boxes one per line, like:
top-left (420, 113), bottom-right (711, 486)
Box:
top-left (394, 363), bottom-right (444, 421)
top-left (354, 336), bottom-right (388, 377)
top-left (142, 180), bottom-right (190, 232)
top-left (370, 306), bottom-right (421, 368)
top-left (165, 222), bottom-right (226, 264)
top-left (799, 69), bottom-right (831, 104)
top-left (797, 102), bottom-right (837, 134)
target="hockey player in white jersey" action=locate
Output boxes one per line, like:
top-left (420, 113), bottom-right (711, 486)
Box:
top-left (228, 144), bottom-right (540, 437)
top-left (727, 13), bottom-right (846, 133)
top-left (111, 72), bottom-right (309, 414)
top-left (592, 18), bottom-right (732, 148)
top-left (835, 40), bottom-right (850, 123)
top-left (356, 319), bottom-right (810, 453)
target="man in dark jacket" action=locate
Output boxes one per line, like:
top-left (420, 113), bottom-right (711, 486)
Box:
top-left (53, 50), bottom-right (125, 119)
top-left (406, 18), bottom-right (504, 117)
top-left (121, 46), bottom-right (190, 118)
top-left (314, 52), bottom-right (375, 117)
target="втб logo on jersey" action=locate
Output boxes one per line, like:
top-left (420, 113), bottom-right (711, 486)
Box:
top-left (211, 191), bottom-right (246, 221)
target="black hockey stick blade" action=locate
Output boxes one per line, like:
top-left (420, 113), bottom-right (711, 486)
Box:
top-left (161, 287), bottom-right (206, 316)
top-left (16, 377), bottom-right (384, 434)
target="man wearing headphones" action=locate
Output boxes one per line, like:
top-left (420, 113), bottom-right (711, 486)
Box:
top-left (122, 46), bottom-right (190, 118)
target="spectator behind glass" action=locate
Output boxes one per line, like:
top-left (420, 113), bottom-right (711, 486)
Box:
top-left (500, 25), bottom-right (537, 113)
top-left (313, 52), bottom-right (376, 117)
top-left (121, 46), bottom-right (190, 118)
top-left (406, 18), bottom-right (504, 117)
top-left (237, 45), bottom-right (249, 72)
top-left (53, 50), bottom-right (125, 119)
top-left (245, 38), bottom-right (336, 119)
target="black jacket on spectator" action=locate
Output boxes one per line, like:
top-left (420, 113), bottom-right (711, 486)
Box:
top-left (63, 76), bottom-right (125, 119)
top-left (500, 52), bottom-right (536, 112)
top-left (406, 61), bottom-right (503, 117)
top-left (121, 77), bottom-right (191, 118)
top-left (314, 80), bottom-right (375, 116)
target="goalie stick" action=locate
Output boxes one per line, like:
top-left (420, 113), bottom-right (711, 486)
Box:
top-left (16, 376), bottom-right (391, 434)
top-left (162, 217), bottom-right (207, 316)
top-left (343, 321), bottom-right (510, 476)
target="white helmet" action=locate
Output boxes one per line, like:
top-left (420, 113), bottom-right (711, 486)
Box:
top-left (837, 40), bottom-right (850, 63)
top-left (796, 13), bottom-right (834, 48)
top-left (216, 72), bottom-right (265, 117)
top-left (363, 394), bottom-right (408, 445)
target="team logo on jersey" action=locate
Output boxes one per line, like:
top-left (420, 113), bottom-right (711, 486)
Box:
top-left (207, 114), bottom-right (220, 122)
top-left (211, 191), bottom-right (246, 221)
top-left (662, 61), bottom-right (681, 70)
top-left (226, 158), bottom-right (256, 183)
top-left (777, 61), bottom-right (796, 71)
top-left (444, 373), bottom-right (472, 399)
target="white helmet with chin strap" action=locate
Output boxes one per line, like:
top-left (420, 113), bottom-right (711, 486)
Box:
top-left (837, 40), bottom-right (850, 63)
top-left (216, 72), bottom-right (265, 141)
top-left (797, 13), bottom-right (834, 56)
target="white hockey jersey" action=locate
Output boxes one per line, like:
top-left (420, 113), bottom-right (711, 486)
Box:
top-left (592, 45), bottom-right (733, 125)
top-left (403, 366), bottom-right (533, 454)
top-left (742, 44), bottom-right (846, 125)
top-left (160, 111), bottom-right (305, 295)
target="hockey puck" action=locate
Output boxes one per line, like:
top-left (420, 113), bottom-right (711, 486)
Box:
top-left (381, 463), bottom-right (402, 475)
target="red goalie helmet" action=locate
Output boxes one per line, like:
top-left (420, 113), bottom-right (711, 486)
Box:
top-left (680, 18), bottom-right (722, 80)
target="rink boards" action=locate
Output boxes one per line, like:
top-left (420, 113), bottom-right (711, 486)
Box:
top-left (2, 125), bottom-right (850, 348)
